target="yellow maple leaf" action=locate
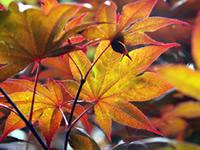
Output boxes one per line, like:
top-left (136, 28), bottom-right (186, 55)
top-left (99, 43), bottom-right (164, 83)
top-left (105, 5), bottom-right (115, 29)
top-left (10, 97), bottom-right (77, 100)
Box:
top-left (83, 0), bottom-right (186, 57)
top-left (63, 41), bottom-right (177, 139)
top-left (0, 79), bottom-right (90, 147)
top-left (0, 2), bottom-right (87, 81)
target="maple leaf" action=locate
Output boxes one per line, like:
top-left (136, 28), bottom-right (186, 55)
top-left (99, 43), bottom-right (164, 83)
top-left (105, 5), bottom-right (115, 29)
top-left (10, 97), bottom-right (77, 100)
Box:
top-left (40, 54), bottom-right (72, 80)
top-left (40, 0), bottom-right (58, 14)
top-left (83, 0), bottom-right (186, 57)
top-left (63, 41), bottom-right (178, 139)
top-left (152, 116), bottom-right (187, 138)
top-left (151, 101), bottom-right (200, 138)
top-left (0, 79), bottom-right (90, 147)
top-left (151, 104), bottom-right (187, 137)
top-left (172, 101), bottom-right (200, 119)
top-left (0, 1), bottom-right (91, 81)
top-left (158, 13), bottom-right (200, 101)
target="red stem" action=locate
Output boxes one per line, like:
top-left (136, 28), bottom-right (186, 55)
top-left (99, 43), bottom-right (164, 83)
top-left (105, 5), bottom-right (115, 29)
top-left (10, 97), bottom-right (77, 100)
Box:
top-left (0, 103), bottom-right (18, 116)
top-left (67, 53), bottom-right (83, 80)
top-left (64, 42), bottom-right (111, 150)
top-left (84, 42), bottom-right (111, 79)
top-left (67, 103), bottom-right (95, 133)
top-left (29, 62), bottom-right (40, 123)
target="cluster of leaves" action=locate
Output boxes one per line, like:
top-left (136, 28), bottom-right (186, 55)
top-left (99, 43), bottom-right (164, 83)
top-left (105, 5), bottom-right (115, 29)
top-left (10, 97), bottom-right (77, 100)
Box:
top-left (0, 0), bottom-right (200, 150)
top-left (153, 10), bottom-right (200, 143)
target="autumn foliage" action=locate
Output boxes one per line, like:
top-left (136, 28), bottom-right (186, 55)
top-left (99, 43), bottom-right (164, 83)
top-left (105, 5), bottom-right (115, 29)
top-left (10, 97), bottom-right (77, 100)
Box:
top-left (0, 0), bottom-right (200, 150)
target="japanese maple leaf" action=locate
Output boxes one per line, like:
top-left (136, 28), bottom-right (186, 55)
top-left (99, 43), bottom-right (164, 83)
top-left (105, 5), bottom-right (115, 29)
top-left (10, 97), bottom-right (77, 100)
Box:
top-left (40, 54), bottom-right (72, 80)
top-left (40, 0), bottom-right (58, 14)
top-left (83, 0), bottom-right (186, 57)
top-left (63, 41), bottom-right (178, 139)
top-left (151, 101), bottom-right (200, 138)
top-left (0, 79), bottom-right (90, 147)
top-left (158, 13), bottom-right (200, 101)
top-left (0, 1), bottom-right (90, 81)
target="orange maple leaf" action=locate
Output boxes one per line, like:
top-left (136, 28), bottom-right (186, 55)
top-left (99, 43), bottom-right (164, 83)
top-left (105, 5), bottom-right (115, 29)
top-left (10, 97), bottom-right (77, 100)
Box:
top-left (151, 100), bottom-right (200, 139)
top-left (0, 79), bottom-right (90, 147)
top-left (40, 0), bottom-right (58, 14)
top-left (63, 41), bottom-right (178, 139)
top-left (0, 2), bottom-right (89, 81)
top-left (83, 0), bottom-right (186, 58)
top-left (40, 54), bottom-right (72, 80)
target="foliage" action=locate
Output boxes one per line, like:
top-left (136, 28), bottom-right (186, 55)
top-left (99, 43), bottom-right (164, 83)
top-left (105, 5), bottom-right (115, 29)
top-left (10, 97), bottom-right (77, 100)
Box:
top-left (64, 41), bottom-right (176, 140)
top-left (158, 13), bottom-right (200, 100)
top-left (0, 0), bottom-right (199, 150)
top-left (0, 79), bottom-right (90, 146)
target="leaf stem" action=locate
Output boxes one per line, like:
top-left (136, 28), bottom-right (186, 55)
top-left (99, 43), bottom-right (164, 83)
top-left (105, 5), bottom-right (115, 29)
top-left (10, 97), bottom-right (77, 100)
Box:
top-left (64, 42), bottom-right (111, 150)
top-left (29, 62), bottom-right (40, 123)
top-left (64, 79), bottom-right (85, 150)
top-left (0, 88), bottom-right (48, 150)
top-left (0, 103), bottom-right (18, 116)
top-left (84, 42), bottom-right (111, 79)
top-left (59, 107), bottom-right (68, 126)
top-left (67, 103), bottom-right (95, 133)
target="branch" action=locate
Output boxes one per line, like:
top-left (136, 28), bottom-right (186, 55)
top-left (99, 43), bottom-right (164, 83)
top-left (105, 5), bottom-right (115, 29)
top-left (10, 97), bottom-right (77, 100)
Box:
top-left (67, 103), bottom-right (95, 133)
top-left (64, 79), bottom-right (85, 150)
top-left (0, 88), bottom-right (48, 150)
top-left (64, 42), bottom-right (111, 150)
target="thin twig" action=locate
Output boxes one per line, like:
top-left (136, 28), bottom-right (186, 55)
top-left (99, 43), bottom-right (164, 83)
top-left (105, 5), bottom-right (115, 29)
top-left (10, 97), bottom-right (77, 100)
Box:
top-left (64, 79), bottom-right (85, 150)
top-left (0, 88), bottom-right (48, 150)
top-left (0, 103), bottom-right (18, 116)
top-left (29, 62), bottom-right (40, 123)
top-left (67, 103), bottom-right (95, 133)
top-left (59, 107), bottom-right (68, 126)
top-left (64, 42), bottom-right (111, 150)
top-left (84, 42), bottom-right (111, 79)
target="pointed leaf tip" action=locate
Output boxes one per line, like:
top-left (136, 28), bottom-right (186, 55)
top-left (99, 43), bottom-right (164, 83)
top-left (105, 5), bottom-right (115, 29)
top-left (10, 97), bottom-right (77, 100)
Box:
top-left (119, 0), bottom-right (158, 29)
top-left (107, 133), bottom-right (111, 142)
top-left (40, 0), bottom-right (58, 13)
top-left (169, 18), bottom-right (189, 26)
top-left (148, 126), bottom-right (164, 136)
top-left (162, 43), bottom-right (181, 48)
